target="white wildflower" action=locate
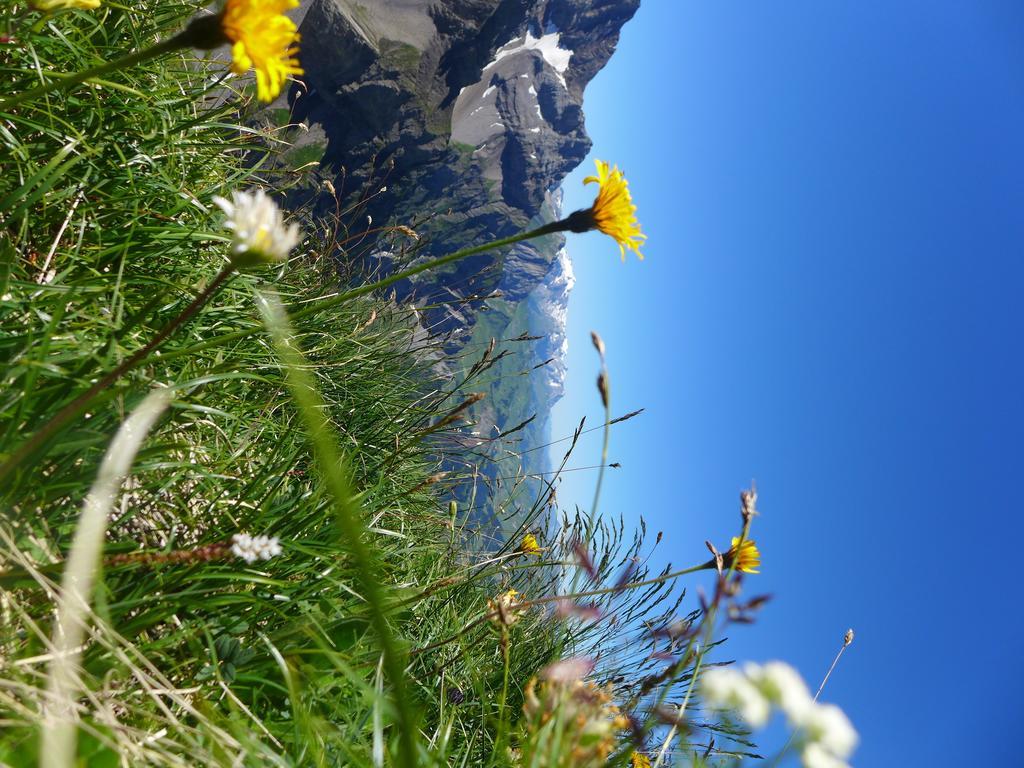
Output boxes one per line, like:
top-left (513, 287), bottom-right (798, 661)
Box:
top-left (798, 703), bottom-right (858, 759)
top-left (801, 742), bottom-right (851, 768)
top-left (745, 661), bottom-right (814, 722)
top-left (231, 533), bottom-right (283, 564)
top-left (213, 189), bottom-right (301, 268)
top-left (700, 667), bottom-right (770, 728)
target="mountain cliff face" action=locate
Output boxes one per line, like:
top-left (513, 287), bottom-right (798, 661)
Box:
top-left (280, 0), bottom-right (637, 527)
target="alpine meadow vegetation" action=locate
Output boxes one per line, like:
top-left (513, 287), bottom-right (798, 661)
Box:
top-left (0, 2), bottom-right (856, 767)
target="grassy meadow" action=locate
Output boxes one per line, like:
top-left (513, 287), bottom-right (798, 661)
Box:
top-left (0, 3), bottom-right (856, 767)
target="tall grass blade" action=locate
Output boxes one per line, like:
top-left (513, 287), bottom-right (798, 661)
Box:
top-left (42, 388), bottom-right (172, 768)
top-left (255, 289), bottom-right (419, 768)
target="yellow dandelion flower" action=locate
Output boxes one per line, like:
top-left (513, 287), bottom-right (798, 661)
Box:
top-left (582, 159), bottom-right (646, 260)
top-left (520, 533), bottom-right (541, 555)
top-left (221, 0), bottom-right (304, 103)
top-left (724, 536), bottom-right (761, 574)
top-left (631, 753), bottom-right (652, 768)
top-left (30, 0), bottom-right (100, 9)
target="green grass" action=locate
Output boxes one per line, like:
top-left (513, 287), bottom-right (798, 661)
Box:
top-left (380, 39), bottom-right (421, 72)
top-left (0, 4), bottom-right (755, 767)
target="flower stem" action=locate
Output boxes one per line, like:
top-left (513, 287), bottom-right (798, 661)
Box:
top-left (651, 520), bottom-right (754, 768)
top-left (409, 561), bottom-right (709, 658)
top-left (0, 35), bottom-right (184, 112)
top-left (0, 265), bottom-right (234, 486)
top-left (155, 221), bottom-right (566, 365)
top-left (291, 222), bottom-right (564, 322)
top-left (494, 628), bottom-right (512, 759)
top-left (257, 290), bottom-right (419, 768)
top-left (770, 630), bottom-right (855, 767)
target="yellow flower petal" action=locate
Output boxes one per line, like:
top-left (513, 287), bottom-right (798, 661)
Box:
top-left (583, 159), bottom-right (646, 260)
top-left (520, 533), bottom-right (541, 555)
top-left (221, 0), bottom-right (304, 103)
top-left (726, 536), bottom-right (761, 574)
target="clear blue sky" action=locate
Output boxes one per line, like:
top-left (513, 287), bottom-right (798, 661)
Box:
top-left (549, 2), bottom-right (1024, 765)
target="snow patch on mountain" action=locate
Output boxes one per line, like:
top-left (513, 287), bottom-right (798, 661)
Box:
top-left (526, 246), bottom-right (576, 399)
top-left (290, 0), bottom-right (641, 475)
top-left (486, 30), bottom-right (573, 86)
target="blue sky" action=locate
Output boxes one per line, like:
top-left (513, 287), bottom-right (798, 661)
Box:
top-left (549, 2), bottom-right (1024, 765)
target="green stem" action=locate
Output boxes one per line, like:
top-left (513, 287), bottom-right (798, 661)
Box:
top-left (257, 291), bottom-right (418, 768)
top-left (0, 265), bottom-right (234, 486)
top-left (651, 522), bottom-right (754, 768)
top-left (30, 12), bottom-right (52, 35)
top-left (493, 628), bottom-right (512, 762)
top-left (523, 562), bottom-right (710, 609)
top-left (770, 634), bottom-right (853, 767)
top-left (410, 561), bottom-right (710, 658)
top-left (155, 222), bottom-right (565, 366)
top-left (0, 35), bottom-right (184, 112)
top-left (292, 223), bottom-right (561, 322)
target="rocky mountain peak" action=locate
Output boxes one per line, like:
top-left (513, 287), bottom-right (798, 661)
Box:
top-left (280, 0), bottom-right (637, 502)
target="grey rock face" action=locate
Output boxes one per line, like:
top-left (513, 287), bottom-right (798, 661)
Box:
top-left (291, 0), bottom-right (637, 290)
top-left (284, 0), bottom-right (637, 527)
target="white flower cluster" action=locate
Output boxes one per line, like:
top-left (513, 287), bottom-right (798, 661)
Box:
top-left (701, 661), bottom-right (858, 768)
top-left (230, 533), bottom-right (282, 564)
top-left (700, 665), bottom-right (771, 727)
top-left (213, 189), bottom-right (301, 268)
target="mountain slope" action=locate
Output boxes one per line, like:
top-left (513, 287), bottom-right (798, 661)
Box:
top-left (281, 0), bottom-right (639, 531)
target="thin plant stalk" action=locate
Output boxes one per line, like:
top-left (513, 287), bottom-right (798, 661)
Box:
top-left (410, 561), bottom-right (711, 658)
top-left (814, 631), bottom-right (854, 702)
top-left (42, 389), bottom-right (171, 768)
top-left (492, 627), bottom-right (512, 762)
top-left (570, 334), bottom-right (612, 598)
top-left (589, 336), bottom-right (612, 521)
top-left (284, 220), bottom-right (565, 329)
top-left (154, 222), bottom-right (566, 367)
top-left (0, 37), bottom-right (183, 112)
top-left (255, 289), bottom-right (418, 768)
top-left (0, 265), bottom-right (234, 485)
top-left (651, 521), bottom-right (755, 768)
top-left (770, 630), bottom-right (855, 767)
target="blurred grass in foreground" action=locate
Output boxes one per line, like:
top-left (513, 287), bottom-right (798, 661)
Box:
top-left (0, 3), bottom-right (808, 767)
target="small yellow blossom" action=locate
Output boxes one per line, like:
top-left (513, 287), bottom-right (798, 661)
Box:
top-left (221, 0), bottom-right (304, 103)
top-left (520, 533), bottom-right (541, 555)
top-left (488, 588), bottom-right (526, 627)
top-left (631, 753), bottom-right (652, 768)
top-left (582, 159), bottom-right (646, 260)
top-left (724, 536), bottom-right (761, 574)
top-left (29, 0), bottom-right (100, 10)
